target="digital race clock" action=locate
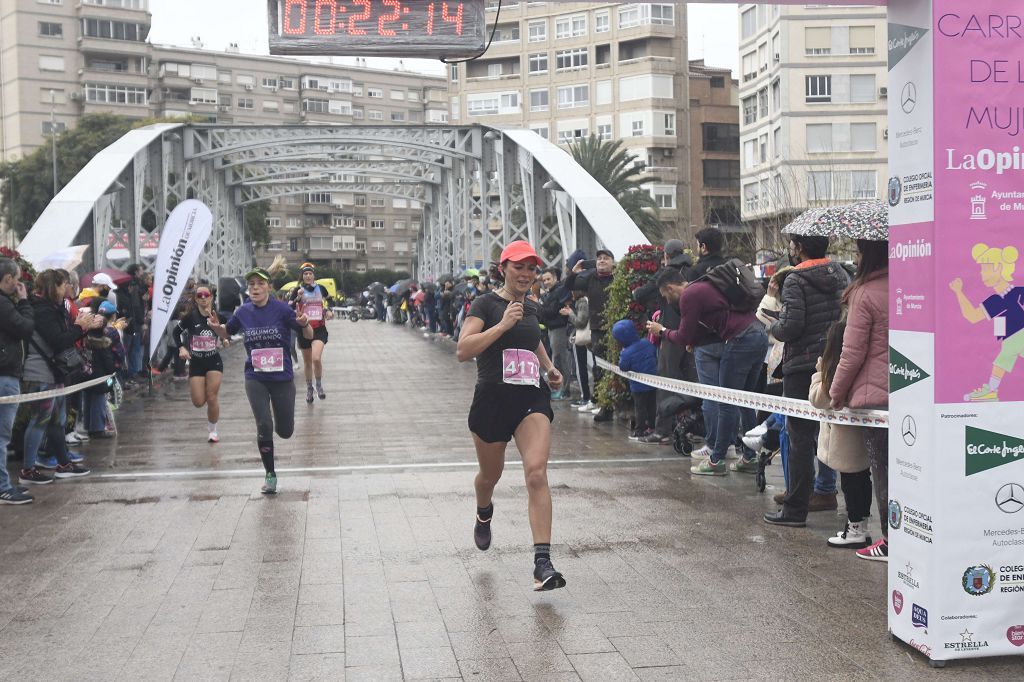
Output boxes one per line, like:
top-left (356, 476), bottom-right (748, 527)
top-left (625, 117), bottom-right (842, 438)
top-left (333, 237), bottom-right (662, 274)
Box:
top-left (268, 1), bottom-right (487, 59)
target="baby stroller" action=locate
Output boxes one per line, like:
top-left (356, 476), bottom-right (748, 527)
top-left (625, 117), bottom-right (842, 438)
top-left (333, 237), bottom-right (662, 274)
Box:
top-left (661, 394), bottom-right (704, 456)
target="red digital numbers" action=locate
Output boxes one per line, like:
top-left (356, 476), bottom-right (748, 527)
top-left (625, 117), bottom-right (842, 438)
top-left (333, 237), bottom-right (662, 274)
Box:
top-left (281, 1), bottom-right (467, 38)
top-left (282, 0), bottom-right (308, 35)
top-left (314, 0), bottom-right (336, 35)
top-left (348, 0), bottom-right (371, 35)
top-left (378, 0), bottom-right (400, 36)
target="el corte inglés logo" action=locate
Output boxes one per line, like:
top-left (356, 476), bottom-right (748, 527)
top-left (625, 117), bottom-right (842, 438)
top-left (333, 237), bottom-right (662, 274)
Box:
top-left (889, 347), bottom-right (929, 392)
top-left (965, 426), bottom-right (1024, 476)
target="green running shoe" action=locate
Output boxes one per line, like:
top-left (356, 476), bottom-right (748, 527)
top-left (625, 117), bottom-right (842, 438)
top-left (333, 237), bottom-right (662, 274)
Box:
top-left (261, 473), bottom-right (278, 495)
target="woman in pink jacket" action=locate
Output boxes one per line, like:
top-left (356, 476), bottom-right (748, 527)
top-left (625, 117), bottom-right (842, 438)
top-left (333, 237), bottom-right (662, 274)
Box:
top-left (829, 239), bottom-right (890, 562)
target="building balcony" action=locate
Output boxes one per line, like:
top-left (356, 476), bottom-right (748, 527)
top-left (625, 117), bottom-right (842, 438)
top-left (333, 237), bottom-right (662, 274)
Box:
top-left (465, 72), bottom-right (521, 84)
top-left (78, 67), bottom-right (148, 86)
top-left (616, 55), bottom-right (677, 74)
top-left (78, 36), bottom-right (151, 57)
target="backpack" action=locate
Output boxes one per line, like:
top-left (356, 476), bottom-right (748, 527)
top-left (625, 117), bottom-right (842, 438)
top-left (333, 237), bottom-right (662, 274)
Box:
top-left (699, 258), bottom-right (764, 312)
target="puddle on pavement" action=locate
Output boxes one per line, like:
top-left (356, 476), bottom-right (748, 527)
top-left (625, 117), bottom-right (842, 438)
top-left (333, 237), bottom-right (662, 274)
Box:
top-left (81, 496), bottom-right (161, 505)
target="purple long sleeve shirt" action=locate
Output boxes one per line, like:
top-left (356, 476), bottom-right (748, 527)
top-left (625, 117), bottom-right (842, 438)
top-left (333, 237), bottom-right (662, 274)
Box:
top-left (664, 282), bottom-right (757, 348)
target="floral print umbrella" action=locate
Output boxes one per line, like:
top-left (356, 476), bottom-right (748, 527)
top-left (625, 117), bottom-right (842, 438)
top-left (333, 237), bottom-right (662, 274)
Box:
top-left (781, 200), bottom-right (888, 241)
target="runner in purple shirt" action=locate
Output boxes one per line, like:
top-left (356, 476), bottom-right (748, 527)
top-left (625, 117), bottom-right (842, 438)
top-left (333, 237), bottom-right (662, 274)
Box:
top-left (211, 267), bottom-right (312, 494)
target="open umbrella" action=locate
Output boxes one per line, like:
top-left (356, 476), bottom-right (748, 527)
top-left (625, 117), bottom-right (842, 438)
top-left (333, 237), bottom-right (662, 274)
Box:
top-left (368, 281), bottom-right (387, 295)
top-left (35, 245), bottom-right (89, 271)
top-left (781, 200), bottom-right (888, 241)
top-left (82, 267), bottom-right (131, 288)
top-left (392, 278), bottom-right (417, 295)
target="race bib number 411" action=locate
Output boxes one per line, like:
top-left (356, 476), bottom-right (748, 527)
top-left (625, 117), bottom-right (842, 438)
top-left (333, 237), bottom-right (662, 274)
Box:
top-left (251, 347), bottom-right (285, 373)
top-left (502, 348), bottom-right (540, 388)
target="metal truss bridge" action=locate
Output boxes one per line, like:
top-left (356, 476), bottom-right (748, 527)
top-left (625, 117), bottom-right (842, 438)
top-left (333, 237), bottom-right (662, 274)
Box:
top-left (18, 123), bottom-right (648, 281)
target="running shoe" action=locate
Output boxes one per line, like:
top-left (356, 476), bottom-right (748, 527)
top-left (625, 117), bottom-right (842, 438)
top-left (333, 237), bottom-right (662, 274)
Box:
top-left (54, 463), bottom-right (90, 479)
top-left (576, 401), bottom-right (597, 413)
top-left (208, 431), bottom-right (219, 444)
top-left (533, 558), bottom-right (566, 591)
top-left (19, 468), bottom-right (53, 485)
top-left (690, 457), bottom-right (727, 476)
top-left (0, 488), bottom-right (33, 505)
top-left (65, 431), bottom-right (85, 445)
top-left (36, 455), bottom-right (58, 470)
top-left (317, 385), bottom-right (326, 400)
top-left (638, 432), bottom-right (671, 445)
top-left (261, 473), bottom-right (278, 495)
top-left (729, 456), bottom-right (759, 473)
top-left (474, 510), bottom-right (492, 551)
top-left (306, 385), bottom-right (315, 404)
top-left (964, 384), bottom-right (998, 401)
top-left (570, 398), bottom-right (589, 408)
top-left (67, 450), bottom-right (85, 464)
top-left (856, 537), bottom-right (888, 562)
top-left (74, 430), bottom-right (90, 441)
top-left (690, 445), bottom-right (712, 459)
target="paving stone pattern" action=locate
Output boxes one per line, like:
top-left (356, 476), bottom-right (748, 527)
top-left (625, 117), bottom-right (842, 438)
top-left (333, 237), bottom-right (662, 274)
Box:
top-left (0, 321), bottom-right (1019, 680)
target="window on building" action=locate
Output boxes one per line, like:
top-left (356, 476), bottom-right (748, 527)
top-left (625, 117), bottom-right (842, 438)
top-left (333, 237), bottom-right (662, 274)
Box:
top-left (557, 127), bottom-right (589, 144)
top-left (85, 83), bottom-right (147, 105)
top-left (702, 123), bottom-right (739, 152)
top-left (370, 197), bottom-right (385, 207)
top-left (759, 133), bottom-right (768, 163)
top-left (597, 123), bottom-right (612, 141)
top-left (530, 126), bottom-right (549, 140)
top-left (287, 217), bottom-right (302, 228)
top-left (805, 27), bottom-right (831, 55)
top-left (773, 127), bottom-right (782, 158)
top-left (528, 20), bottom-right (546, 42)
top-left (741, 7), bottom-right (756, 39)
top-left (618, 4), bottom-right (674, 28)
top-left (38, 56), bottom-right (65, 72)
top-left (80, 18), bottom-right (149, 41)
top-left (367, 88), bottom-right (383, 98)
top-left (849, 26), bottom-right (876, 54)
top-left (850, 74), bottom-right (876, 103)
top-left (41, 121), bottom-right (67, 135)
top-left (393, 221), bottom-right (406, 230)
top-left (39, 22), bottom-right (63, 37)
top-left (743, 182), bottom-right (760, 212)
top-left (556, 85), bottom-right (589, 109)
top-left (807, 171), bottom-right (832, 201)
top-left (556, 48), bottom-right (588, 71)
top-left (758, 87), bottom-right (768, 118)
top-left (391, 111), bottom-right (405, 122)
top-left (595, 11), bottom-right (609, 33)
top-left (710, 76), bottom-right (725, 88)
top-left (450, 64), bottom-right (459, 82)
top-left (704, 196), bottom-right (742, 226)
top-left (703, 160), bottom-right (740, 189)
top-left (850, 171), bottom-right (877, 199)
top-left (266, 217), bottom-right (281, 228)
top-left (555, 14), bottom-right (586, 39)
top-left (806, 123), bottom-right (833, 153)
top-left (237, 97), bottom-right (254, 109)
top-left (307, 192), bottom-right (332, 204)
top-left (663, 113), bottom-right (676, 136)
top-left (631, 120), bottom-right (644, 137)
top-left (303, 98), bottom-right (328, 113)
top-left (529, 89), bottom-right (549, 112)
top-left (651, 185), bottom-right (675, 209)
top-left (596, 80), bottom-right (612, 105)
top-left (368, 110), bottom-right (383, 120)
top-left (743, 139), bottom-right (757, 168)
top-left (742, 96), bottom-right (757, 125)
top-left (371, 220), bottom-right (385, 230)
top-left (528, 53), bottom-right (548, 74)
top-left (190, 87), bottom-right (217, 104)
top-left (741, 52), bottom-right (757, 82)
top-left (805, 75), bottom-right (831, 103)
top-left (771, 79), bottom-right (781, 112)
top-left (851, 122), bottom-right (877, 151)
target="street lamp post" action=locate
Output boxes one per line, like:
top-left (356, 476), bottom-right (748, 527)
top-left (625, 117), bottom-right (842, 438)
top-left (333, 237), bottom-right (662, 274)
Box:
top-left (49, 89), bottom-right (59, 196)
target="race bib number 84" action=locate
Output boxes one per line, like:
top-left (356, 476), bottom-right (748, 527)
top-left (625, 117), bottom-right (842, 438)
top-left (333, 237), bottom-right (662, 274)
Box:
top-left (502, 348), bottom-right (540, 388)
top-left (251, 347), bottom-right (284, 373)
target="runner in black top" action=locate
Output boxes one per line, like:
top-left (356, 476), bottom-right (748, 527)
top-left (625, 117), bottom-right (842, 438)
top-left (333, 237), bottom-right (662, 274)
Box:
top-left (288, 263), bottom-right (333, 404)
top-left (456, 240), bottom-right (566, 591)
top-left (174, 285), bottom-right (227, 443)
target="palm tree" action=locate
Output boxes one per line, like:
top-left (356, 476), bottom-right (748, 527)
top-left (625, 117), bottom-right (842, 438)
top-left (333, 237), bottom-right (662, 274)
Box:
top-left (567, 134), bottom-right (663, 241)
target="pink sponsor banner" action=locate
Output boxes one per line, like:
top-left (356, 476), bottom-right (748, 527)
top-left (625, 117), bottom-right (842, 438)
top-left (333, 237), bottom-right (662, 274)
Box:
top-left (934, 1), bottom-right (1024, 404)
top-left (890, 221), bottom-right (935, 333)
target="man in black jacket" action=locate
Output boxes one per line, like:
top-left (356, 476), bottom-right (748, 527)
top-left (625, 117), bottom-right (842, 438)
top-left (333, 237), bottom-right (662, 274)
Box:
top-left (117, 263), bottom-right (148, 380)
top-left (688, 227), bottom-right (728, 282)
top-left (539, 267), bottom-right (572, 400)
top-left (0, 258), bottom-right (35, 504)
top-left (763, 235), bottom-right (848, 527)
top-left (566, 249), bottom-right (616, 422)
top-left (632, 239), bottom-right (696, 444)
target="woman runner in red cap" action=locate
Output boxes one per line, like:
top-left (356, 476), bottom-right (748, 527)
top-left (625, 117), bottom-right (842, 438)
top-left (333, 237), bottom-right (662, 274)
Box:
top-left (456, 240), bottom-right (566, 591)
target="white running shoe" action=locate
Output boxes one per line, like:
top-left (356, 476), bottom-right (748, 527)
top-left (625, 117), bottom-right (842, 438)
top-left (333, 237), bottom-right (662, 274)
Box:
top-left (589, 405), bottom-right (603, 414)
top-left (691, 444), bottom-right (712, 459)
top-left (827, 521), bottom-right (871, 549)
top-left (208, 431), bottom-right (219, 443)
top-left (576, 401), bottom-right (597, 413)
top-left (742, 434), bottom-right (765, 453)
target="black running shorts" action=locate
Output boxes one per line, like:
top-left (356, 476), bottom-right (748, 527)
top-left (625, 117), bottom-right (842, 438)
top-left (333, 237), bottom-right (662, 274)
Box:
top-left (468, 382), bottom-right (554, 444)
top-left (189, 354), bottom-right (223, 377)
top-left (298, 325), bottom-right (328, 349)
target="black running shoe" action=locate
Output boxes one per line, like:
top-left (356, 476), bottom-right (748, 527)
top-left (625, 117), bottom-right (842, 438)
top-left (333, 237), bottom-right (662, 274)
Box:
top-left (19, 468), bottom-right (53, 485)
top-left (54, 463), bottom-right (90, 479)
top-left (474, 512), bottom-right (492, 551)
top-left (317, 385), bottom-right (326, 400)
top-left (306, 385), bottom-right (315, 404)
top-left (533, 558), bottom-right (566, 591)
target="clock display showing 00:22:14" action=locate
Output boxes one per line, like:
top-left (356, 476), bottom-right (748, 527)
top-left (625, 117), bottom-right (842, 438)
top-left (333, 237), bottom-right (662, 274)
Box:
top-left (281, 0), bottom-right (466, 38)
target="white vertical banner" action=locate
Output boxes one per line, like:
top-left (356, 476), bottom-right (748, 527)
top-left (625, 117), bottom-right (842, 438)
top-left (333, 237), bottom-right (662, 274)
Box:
top-left (148, 199), bottom-right (213, 361)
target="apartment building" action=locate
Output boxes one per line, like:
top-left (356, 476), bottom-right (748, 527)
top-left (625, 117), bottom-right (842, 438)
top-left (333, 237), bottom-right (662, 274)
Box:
top-left (736, 3), bottom-right (887, 255)
top-left (0, 0), bottom-right (447, 272)
top-left (688, 59), bottom-right (740, 241)
top-left (449, 1), bottom-right (692, 239)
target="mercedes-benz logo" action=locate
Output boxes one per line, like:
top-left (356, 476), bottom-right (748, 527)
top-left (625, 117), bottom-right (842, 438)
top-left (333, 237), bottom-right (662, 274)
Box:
top-left (901, 82), bottom-right (917, 114)
top-left (996, 483), bottom-right (1024, 514)
top-left (902, 415), bottom-right (917, 446)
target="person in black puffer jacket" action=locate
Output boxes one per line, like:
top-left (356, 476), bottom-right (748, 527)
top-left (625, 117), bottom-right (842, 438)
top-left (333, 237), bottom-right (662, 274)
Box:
top-left (0, 257), bottom-right (35, 503)
top-left (565, 248), bottom-right (616, 422)
top-left (20, 269), bottom-right (102, 484)
top-left (764, 235), bottom-right (849, 527)
top-left (632, 239), bottom-right (696, 444)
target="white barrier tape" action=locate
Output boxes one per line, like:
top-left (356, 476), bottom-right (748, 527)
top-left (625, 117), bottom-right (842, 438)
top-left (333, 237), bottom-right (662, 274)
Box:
top-left (595, 357), bottom-right (888, 428)
top-left (0, 374), bottom-right (116, 405)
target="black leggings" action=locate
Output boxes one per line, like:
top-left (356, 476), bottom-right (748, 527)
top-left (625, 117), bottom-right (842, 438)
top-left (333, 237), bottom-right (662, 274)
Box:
top-left (574, 344), bottom-right (591, 401)
top-left (245, 380), bottom-right (296, 473)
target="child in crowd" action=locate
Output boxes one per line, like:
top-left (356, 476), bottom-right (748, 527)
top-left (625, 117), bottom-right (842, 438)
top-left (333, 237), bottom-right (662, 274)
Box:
top-left (611, 319), bottom-right (658, 440)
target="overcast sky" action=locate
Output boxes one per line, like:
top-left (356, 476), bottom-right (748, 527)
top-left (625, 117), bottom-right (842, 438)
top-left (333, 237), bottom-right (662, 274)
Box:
top-left (148, 2), bottom-right (739, 75)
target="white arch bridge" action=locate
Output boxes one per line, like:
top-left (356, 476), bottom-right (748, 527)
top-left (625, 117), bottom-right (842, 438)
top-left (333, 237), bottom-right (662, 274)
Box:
top-left (18, 123), bottom-right (648, 281)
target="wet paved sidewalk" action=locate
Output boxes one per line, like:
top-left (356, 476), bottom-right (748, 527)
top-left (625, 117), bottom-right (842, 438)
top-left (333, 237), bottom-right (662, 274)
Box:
top-left (1, 321), bottom-right (1019, 680)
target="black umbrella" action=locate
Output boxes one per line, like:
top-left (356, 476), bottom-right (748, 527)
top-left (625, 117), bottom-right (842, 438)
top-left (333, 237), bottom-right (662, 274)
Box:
top-left (368, 281), bottom-right (386, 295)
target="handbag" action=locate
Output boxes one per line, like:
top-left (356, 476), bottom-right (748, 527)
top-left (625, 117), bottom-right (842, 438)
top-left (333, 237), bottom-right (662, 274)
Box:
top-left (29, 333), bottom-right (90, 386)
top-left (574, 326), bottom-right (592, 347)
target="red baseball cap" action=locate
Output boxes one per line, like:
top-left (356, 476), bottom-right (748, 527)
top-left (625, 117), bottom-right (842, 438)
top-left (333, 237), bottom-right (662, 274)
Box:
top-left (499, 240), bottom-right (544, 267)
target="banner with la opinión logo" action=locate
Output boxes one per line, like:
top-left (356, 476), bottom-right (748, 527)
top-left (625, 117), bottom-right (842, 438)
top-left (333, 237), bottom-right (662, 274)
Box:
top-left (148, 200), bottom-right (213, 361)
top-left (888, 0), bottom-right (1024, 664)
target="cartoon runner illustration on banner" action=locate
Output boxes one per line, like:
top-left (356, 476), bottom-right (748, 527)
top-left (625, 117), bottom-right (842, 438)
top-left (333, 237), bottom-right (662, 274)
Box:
top-left (949, 243), bottom-right (1024, 402)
